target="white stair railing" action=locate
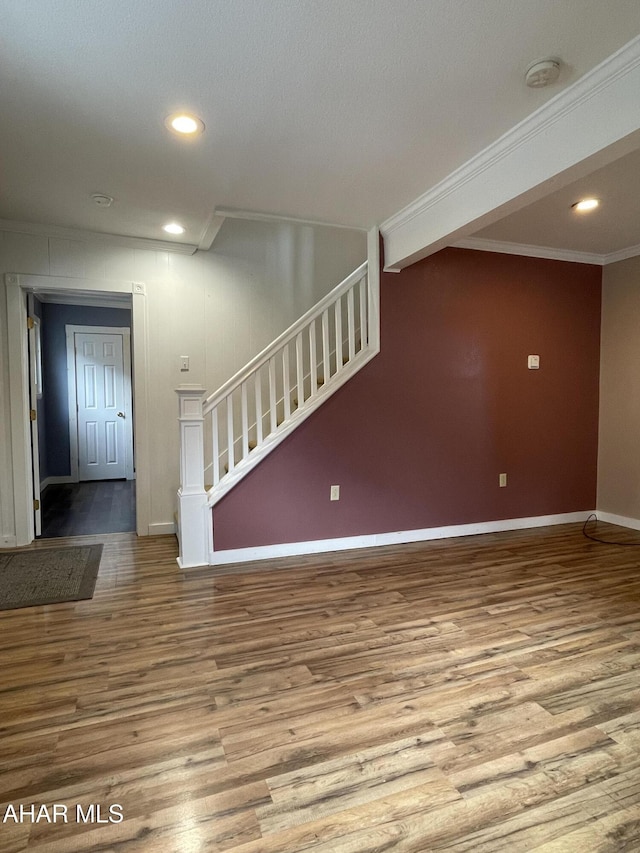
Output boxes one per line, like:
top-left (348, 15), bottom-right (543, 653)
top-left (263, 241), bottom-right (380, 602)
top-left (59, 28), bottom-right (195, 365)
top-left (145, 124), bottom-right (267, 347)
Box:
top-left (204, 260), bottom-right (376, 504)
top-left (176, 243), bottom-right (380, 568)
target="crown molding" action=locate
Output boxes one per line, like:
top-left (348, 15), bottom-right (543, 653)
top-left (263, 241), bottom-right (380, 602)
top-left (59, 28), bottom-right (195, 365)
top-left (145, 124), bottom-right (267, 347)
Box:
top-left (453, 237), bottom-right (604, 265)
top-left (602, 242), bottom-right (640, 265)
top-left (453, 236), bottom-right (640, 266)
top-left (198, 213), bottom-right (226, 250)
top-left (382, 34), bottom-right (640, 271)
top-left (215, 207), bottom-right (367, 231)
top-left (0, 218), bottom-right (198, 255)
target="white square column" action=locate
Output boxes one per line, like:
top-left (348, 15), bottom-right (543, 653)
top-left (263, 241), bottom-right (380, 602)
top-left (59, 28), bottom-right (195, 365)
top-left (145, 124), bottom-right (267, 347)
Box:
top-left (176, 385), bottom-right (212, 568)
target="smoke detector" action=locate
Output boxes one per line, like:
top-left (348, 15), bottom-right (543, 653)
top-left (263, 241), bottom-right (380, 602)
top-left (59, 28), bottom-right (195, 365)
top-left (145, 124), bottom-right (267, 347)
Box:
top-left (525, 59), bottom-right (561, 88)
top-left (91, 193), bottom-right (114, 208)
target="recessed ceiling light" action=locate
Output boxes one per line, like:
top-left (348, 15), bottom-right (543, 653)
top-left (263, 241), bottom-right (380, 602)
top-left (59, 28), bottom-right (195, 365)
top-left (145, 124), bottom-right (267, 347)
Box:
top-left (164, 112), bottom-right (205, 136)
top-left (572, 198), bottom-right (600, 213)
top-left (163, 222), bottom-right (185, 235)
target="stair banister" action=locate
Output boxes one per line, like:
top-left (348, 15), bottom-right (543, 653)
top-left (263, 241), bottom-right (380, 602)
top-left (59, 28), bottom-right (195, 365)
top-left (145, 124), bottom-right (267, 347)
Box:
top-left (219, 322), bottom-right (364, 468)
top-left (176, 235), bottom-right (379, 567)
top-left (203, 261), bottom-right (367, 413)
top-left (204, 258), bottom-right (376, 506)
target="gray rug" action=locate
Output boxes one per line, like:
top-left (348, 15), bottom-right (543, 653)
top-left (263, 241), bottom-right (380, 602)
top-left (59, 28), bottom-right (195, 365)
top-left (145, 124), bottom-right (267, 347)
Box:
top-left (0, 544), bottom-right (103, 610)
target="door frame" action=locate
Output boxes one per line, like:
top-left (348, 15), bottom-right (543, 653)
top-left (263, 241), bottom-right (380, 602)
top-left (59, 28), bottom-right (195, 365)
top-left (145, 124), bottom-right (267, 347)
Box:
top-left (66, 325), bottom-right (134, 482)
top-left (27, 307), bottom-right (43, 536)
top-left (6, 273), bottom-right (150, 545)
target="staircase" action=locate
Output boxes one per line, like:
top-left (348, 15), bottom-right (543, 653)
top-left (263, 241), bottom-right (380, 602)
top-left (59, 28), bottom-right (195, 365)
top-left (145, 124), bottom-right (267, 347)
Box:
top-left (176, 235), bottom-right (380, 568)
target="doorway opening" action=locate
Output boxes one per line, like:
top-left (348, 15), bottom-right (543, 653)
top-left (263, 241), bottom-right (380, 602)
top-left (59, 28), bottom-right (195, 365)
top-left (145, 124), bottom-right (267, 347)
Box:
top-left (28, 294), bottom-right (136, 539)
top-left (7, 272), bottom-right (150, 547)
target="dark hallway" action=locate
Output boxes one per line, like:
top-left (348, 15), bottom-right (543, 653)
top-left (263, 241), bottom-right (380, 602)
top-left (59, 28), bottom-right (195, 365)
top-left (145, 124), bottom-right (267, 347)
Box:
top-left (39, 480), bottom-right (136, 538)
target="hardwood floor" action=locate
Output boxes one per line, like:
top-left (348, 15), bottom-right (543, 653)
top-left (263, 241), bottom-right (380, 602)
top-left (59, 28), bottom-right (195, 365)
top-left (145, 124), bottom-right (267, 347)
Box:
top-left (2, 521), bottom-right (640, 851)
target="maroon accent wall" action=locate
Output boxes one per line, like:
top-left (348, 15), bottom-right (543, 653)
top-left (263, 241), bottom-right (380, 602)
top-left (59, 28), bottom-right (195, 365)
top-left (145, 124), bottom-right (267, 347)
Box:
top-left (213, 248), bottom-right (601, 550)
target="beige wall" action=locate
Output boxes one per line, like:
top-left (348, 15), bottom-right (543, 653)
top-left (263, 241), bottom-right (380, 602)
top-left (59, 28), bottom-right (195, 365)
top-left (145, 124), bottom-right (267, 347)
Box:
top-left (598, 255), bottom-right (640, 521)
top-left (0, 220), bottom-right (366, 543)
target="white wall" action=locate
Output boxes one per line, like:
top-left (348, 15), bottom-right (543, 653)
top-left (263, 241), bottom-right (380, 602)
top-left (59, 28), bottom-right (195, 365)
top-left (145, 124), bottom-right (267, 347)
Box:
top-left (0, 219), bottom-right (366, 543)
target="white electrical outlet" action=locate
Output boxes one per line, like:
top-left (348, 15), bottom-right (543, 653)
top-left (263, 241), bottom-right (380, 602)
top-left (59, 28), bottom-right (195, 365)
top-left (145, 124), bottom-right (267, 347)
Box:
top-left (330, 485), bottom-right (340, 501)
top-left (499, 473), bottom-right (507, 487)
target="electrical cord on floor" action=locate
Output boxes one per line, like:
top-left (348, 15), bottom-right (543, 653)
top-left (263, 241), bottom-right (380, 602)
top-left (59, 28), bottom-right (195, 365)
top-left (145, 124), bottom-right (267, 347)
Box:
top-left (582, 512), bottom-right (640, 546)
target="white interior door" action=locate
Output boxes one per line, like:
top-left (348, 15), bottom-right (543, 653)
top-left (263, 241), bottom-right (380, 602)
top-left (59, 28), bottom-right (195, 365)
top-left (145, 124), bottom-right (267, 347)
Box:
top-left (75, 331), bottom-right (132, 480)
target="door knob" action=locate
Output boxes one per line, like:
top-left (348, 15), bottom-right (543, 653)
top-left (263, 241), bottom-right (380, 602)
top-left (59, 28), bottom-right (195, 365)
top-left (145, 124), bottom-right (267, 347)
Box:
top-left (117, 411), bottom-right (125, 418)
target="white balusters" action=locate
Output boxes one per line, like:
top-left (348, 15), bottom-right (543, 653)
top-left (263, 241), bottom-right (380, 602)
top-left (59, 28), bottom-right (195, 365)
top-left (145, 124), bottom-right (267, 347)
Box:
top-left (269, 356), bottom-right (277, 431)
top-left (347, 286), bottom-right (356, 361)
top-left (335, 296), bottom-right (343, 374)
top-left (212, 407), bottom-right (220, 486)
top-left (309, 321), bottom-right (317, 395)
top-left (226, 396), bottom-right (234, 473)
top-left (282, 345), bottom-right (291, 419)
top-left (241, 381), bottom-right (249, 459)
top-left (255, 371), bottom-right (263, 444)
top-left (176, 253), bottom-right (381, 568)
top-left (359, 275), bottom-right (367, 349)
top-left (296, 332), bottom-right (304, 404)
top-left (322, 308), bottom-right (330, 382)
top-left (195, 259), bottom-right (376, 510)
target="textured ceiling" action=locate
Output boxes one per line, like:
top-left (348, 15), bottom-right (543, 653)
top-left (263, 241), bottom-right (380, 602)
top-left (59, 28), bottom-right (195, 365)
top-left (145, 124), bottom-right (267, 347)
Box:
top-left (1, 1), bottom-right (640, 250)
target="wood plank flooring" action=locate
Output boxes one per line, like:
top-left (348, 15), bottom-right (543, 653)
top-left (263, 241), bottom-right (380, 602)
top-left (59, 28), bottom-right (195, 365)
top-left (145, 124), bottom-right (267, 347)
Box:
top-left (2, 521), bottom-right (640, 851)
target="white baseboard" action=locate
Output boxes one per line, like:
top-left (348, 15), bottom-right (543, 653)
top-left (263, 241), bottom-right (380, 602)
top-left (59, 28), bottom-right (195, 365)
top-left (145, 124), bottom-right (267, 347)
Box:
top-left (40, 475), bottom-right (75, 490)
top-left (1, 534), bottom-right (17, 548)
top-left (594, 510), bottom-right (640, 531)
top-left (209, 510), bottom-right (594, 567)
top-left (148, 522), bottom-right (177, 536)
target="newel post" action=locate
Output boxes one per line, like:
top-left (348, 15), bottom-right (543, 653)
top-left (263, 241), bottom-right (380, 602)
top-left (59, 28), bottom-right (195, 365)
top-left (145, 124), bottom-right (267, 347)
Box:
top-left (176, 385), bottom-right (212, 568)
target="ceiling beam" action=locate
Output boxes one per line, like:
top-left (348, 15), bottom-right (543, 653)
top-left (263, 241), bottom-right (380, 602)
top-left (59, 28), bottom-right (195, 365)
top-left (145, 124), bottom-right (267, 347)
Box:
top-left (381, 35), bottom-right (640, 271)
